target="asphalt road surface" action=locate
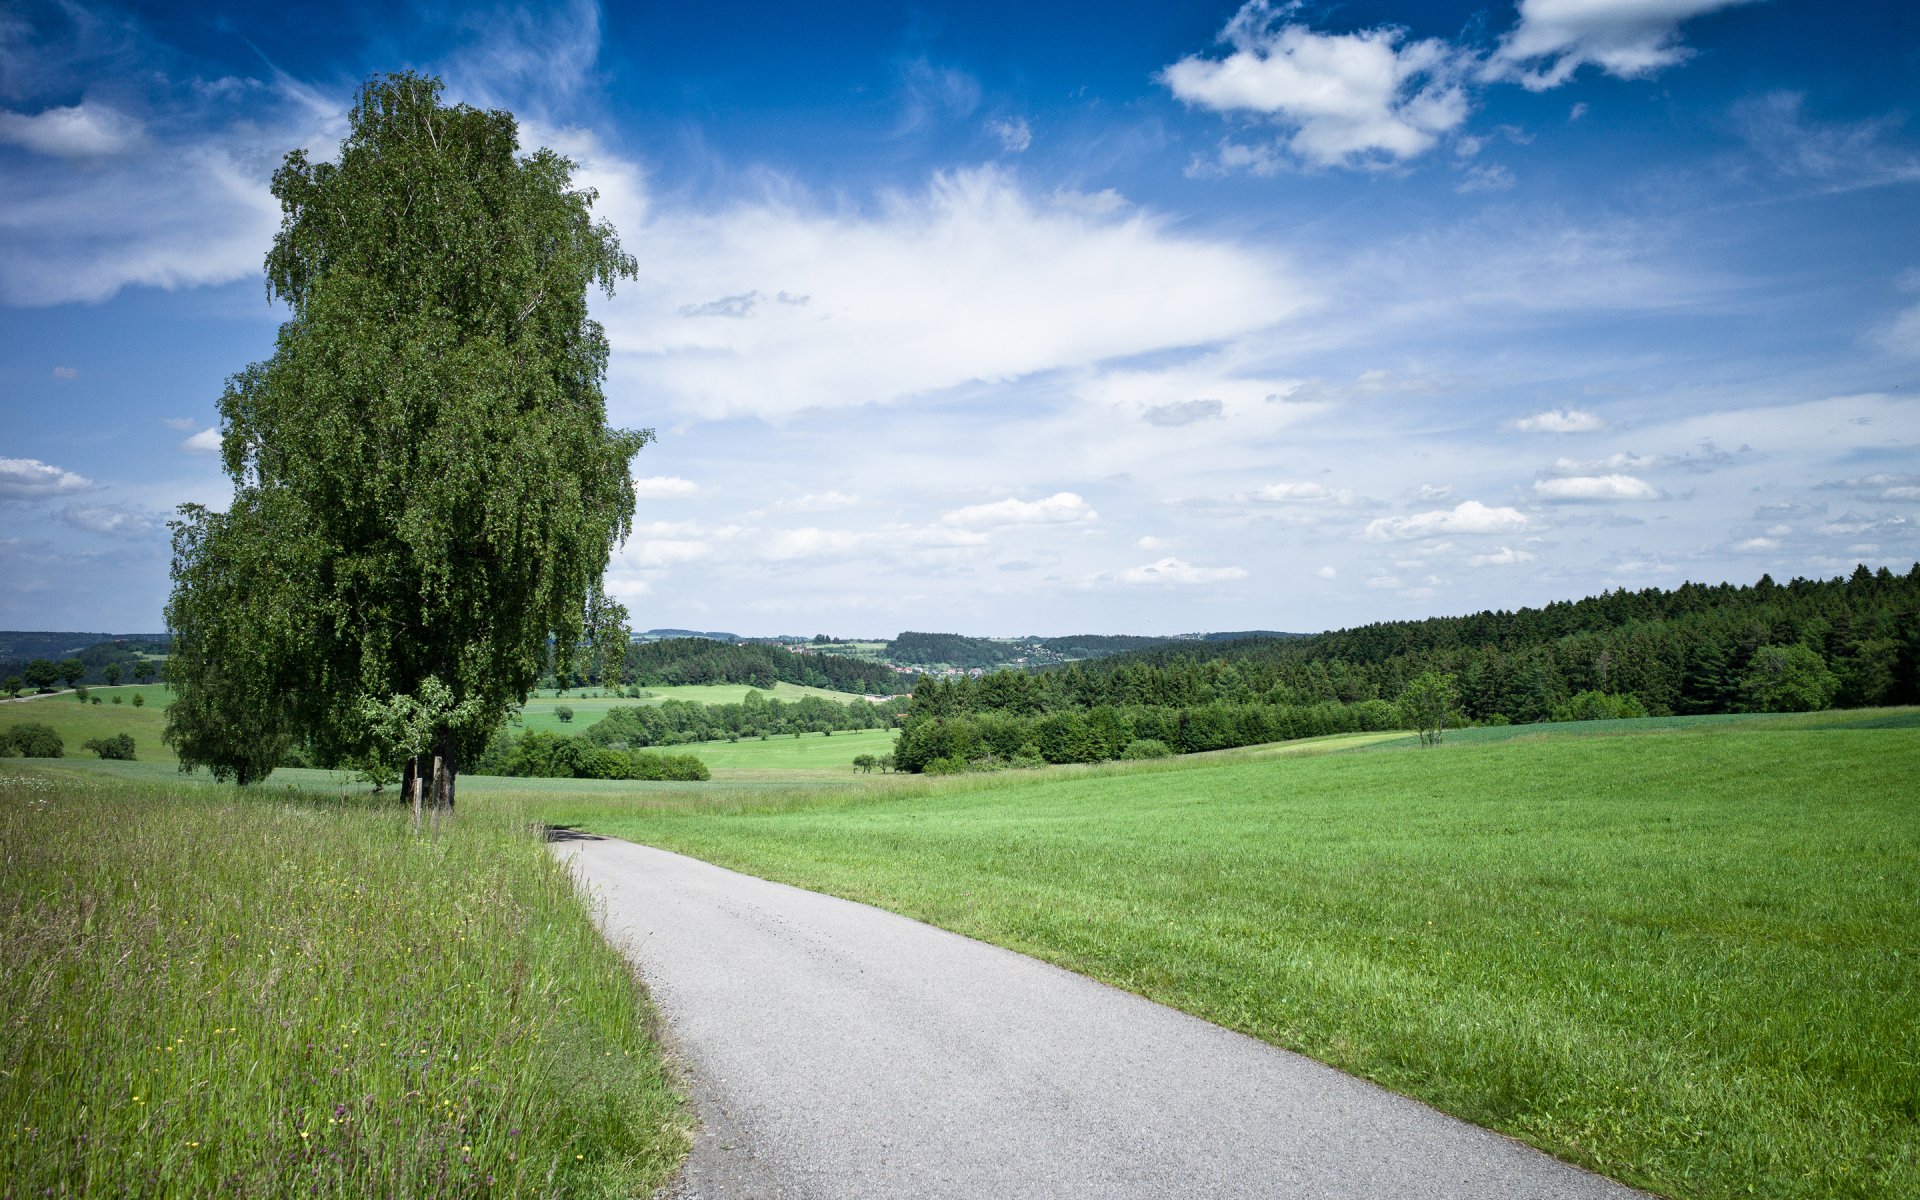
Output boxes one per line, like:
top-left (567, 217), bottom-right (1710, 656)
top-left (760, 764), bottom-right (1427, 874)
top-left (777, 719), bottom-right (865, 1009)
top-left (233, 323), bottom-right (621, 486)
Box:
top-left (556, 833), bottom-right (1648, 1200)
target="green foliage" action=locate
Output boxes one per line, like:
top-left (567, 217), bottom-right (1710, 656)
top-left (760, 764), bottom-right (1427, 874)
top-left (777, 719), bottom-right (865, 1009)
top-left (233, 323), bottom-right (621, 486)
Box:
top-left (57, 658), bottom-right (84, 688)
top-left (0, 776), bottom-right (685, 1196)
top-left (1549, 690), bottom-right (1647, 722)
top-left (3, 675), bottom-right (20, 698)
top-left (102, 663), bottom-right (122, 686)
top-left (0, 723), bottom-right (63, 758)
top-left (132, 660), bottom-right (157, 684)
top-left (922, 755), bottom-right (969, 776)
top-left (852, 753), bottom-right (877, 773)
top-left (164, 72), bottom-right (646, 790)
top-left (555, 704), bottom-right (575, 724)
top-left (1120, 738), bottom-right (1173, 760)
top-left (81, 733), bottom-right (136, 760)
top-left (624, 636), bottom-right (899, 694)
top-left (1740, 644), bottom-right (1840, 713)
top-left (24, 659), bottom-right (58, 690)
top-left (476, 729), bottom-right (708, 781)
top-left (130, 693), bottom-right (145, 708)
top-left (1397, 672), bottom-right (1458, 747)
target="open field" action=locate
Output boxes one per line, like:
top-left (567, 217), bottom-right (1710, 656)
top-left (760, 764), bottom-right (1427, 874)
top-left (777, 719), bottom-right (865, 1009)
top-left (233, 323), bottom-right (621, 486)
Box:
top-left (1, 685), bottom-right (175, 760)
top-left (516, 682), bottom-right (871, 733)
top-left (675, 727), bottom-right (899, 770)
top-left (559, 712), bottom-right (1920, 1200)
top-left (0, 768), bottom-right (685, 1197)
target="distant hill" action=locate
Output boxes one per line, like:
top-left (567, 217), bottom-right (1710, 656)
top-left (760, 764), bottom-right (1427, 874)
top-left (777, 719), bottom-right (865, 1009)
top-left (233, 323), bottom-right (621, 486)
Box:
top-left (0, 632), bottom-right (170, 686)
top-left (1196, 630), bottom-right (1308, 643)
top-left (633, 628), bottom-right (744, 643)
top-left (625, 637), bottom-right (903, 695)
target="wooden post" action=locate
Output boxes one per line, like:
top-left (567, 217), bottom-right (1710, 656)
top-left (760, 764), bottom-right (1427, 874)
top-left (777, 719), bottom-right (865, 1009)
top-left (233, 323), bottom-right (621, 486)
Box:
top-left (410, 754), bottom-right (423, 836)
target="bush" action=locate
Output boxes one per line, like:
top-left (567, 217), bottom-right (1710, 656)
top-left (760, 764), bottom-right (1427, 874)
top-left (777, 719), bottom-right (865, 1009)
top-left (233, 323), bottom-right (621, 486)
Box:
top-left (1009, 746), bottom-right (1046, 770)
top-left (82, 734), bottom-right (136, 760)
top-left (131, 694), bottom-right (145, 708)
top-left (922, 756), bottom-right (968, 776)
top-left (1, 723), bottom-right (63, 758)
top-left (1550, 691), bottom-right (1648, 723)
top-left (555, 705), bottom-right (575, 724)
top-left (1120, 738), bottom-right (1174, 760)
top-left (111, 695), bottom-right (123, 705)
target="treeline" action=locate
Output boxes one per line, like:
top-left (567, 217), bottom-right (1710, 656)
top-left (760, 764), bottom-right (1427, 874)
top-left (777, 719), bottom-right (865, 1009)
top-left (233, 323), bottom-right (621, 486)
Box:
top-left (886, 631), bottom-right (1021, 668)
top-left (470, 730), bottom-right (708, 781)
top-left (577, 692), bottom-right (909, 749)
top-left (1, 640), bottom-right (166, 691)
top-left (889, 565), bottom-right (1919, 772)
top-left (1059, 565), bottom-right (1920, 722)
top-left (613, 637), bottom-right (902, 695)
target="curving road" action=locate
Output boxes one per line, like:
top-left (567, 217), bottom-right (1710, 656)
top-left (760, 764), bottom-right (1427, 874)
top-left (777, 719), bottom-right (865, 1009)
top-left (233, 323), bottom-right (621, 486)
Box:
top-left (556, 833), bottom-right (1647, 1200)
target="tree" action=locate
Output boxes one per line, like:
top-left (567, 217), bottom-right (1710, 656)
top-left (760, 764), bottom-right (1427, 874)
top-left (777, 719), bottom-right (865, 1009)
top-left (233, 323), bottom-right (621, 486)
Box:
top-left (852, 753), bottom-right (876, 773)
top-left (103, 663), bottom-right (122, 687)
top-left (1, 723), bottom-right (63, 758)
top-left (132, 660), bottom-right (157, 684)
top-left (23, 660), bottom-right (57, 691)
top-left (164, 73), bottom-right (646, 805)
top-left (1740, 644), bottom-right (1839, 713)
top-left (83, 733), bottom-right (136, 760)
top-left (3, 676), bottom-right (20, 699)
top-left (58, 658), bottom-right (84, 689)
top-left (131, 693), bottom-right (145, 708)
top-left (1398, 671), bottom-right (1458, 747)
top-left (555, 705), bottom-right (575, 724)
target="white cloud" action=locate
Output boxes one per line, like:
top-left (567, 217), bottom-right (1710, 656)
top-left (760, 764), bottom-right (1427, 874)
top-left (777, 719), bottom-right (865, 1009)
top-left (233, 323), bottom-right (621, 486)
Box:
top-left (180, 428), bottom-right (221, 454)
top-left (1737, 536), bottom-right (1778, 551)
top-left (1468, 545), bottom-right (1537, 566)
top-left (1883, 486), bottom-right (1920, 502)
top-left (0, 102), bottom-right (144, 159)
top-left (1316, 565), bottom-right (1337, 579)
top-left (987, 116), bottom-right (1032, 153)
top-left (1116, 556), bottom-right (1249, 585)
top-left (161, 417), bottom-right (199, 432)
top-left (628, 538), bottom-right (711, 567)
top-left (1253, 481), bottom-right (1360, 505)
top-left (1489, 0), bottom-right (1766, 91)
top-left (1876, 301), bottom-right (1920, 357)
top-left (1733, 92), bottom-right (1920, 191)
top-left (1161, 2), bottom-right (1471, 168)
top-left (51, 366), bottom-right (77, 380)
top-left (0, 457), bottom-right (92, 499)
top-left (1364, 500), bottom-right (1531, 541)
top-left (1509, 407), bottom-right (1608, 433)
top-left (773, 491), bottom-right (860, 512)
top-left (1550, 452), bottom-right (1662, 473)
top-left (1455, 162), bottom-right (1516, 193)
top-left (58, 502), bottom-right (163, 539)
top-left (1136, 535), bottom-right (1169, 550)
top-left (1534, 473), bottom-right (1660, 500)
top-left (632, 475), bottom-right (700, 498)
top-left (1365, 574), bottom-right (1404, 589)
top-left (942, 491), bottom-right (1097, 530)
top-left (608, 166), bottom-right (1304, 419)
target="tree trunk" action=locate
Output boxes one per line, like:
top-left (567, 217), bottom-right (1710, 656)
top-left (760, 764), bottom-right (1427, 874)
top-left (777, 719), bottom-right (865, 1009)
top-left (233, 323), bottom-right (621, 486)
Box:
top-left (401, 756), bottom-right (417, 806)
top-left (409, 754), bottom-right (423, 835)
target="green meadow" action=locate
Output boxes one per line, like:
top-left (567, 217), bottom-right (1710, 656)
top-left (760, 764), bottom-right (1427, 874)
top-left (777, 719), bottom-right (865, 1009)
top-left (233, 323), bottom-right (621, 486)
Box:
top-left (563, 713), bottom-right (1920, 1200)
top-left (1, 685), bottom-right (175, 760)
top-left (0, 769), bottom-right (685, 1198)
top-left (515, 681), bottom-right (869, 733)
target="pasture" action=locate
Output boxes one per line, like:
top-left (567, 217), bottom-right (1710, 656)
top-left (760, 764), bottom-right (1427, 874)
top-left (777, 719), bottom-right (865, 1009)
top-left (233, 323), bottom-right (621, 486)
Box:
top-left (1, 685), bottom-right (174, 760)
top-left (516, 681), bottom-right (871, 733)
top-left (562, 712), bottom-right (1920, 1200)
top-left (0, 769), bottom-right (685, 1198)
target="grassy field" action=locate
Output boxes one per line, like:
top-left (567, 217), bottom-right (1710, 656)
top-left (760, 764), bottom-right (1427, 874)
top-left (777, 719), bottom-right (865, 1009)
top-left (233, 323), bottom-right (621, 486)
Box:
top-left (2, 685), bottom-right (175, 760)
top-left (563, 713), bottom-right (1920, 1200)
top-left (0, 768), bottom-right (686, 1198)
top-left (677, 727), bottom-right (899, 770)
top-left (516, 682), bottom-right (869, 734)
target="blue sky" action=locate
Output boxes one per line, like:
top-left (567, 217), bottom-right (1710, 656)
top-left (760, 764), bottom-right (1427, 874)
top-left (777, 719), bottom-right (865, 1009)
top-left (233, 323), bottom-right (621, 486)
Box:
top-left (2, 0), bottom-right (1916, 636)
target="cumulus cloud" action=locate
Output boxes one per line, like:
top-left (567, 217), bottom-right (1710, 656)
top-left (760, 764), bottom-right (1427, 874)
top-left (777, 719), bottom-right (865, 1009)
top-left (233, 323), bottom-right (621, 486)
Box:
top-left (632, 475), bottom-right (700, 498)
top-left (1509, 407), bottom-right (1608, 433)
top-left (987, 116), bottom-right (1032, 153)
top-left (58, 502), bottom-right (163, 538)
top-left (1161, 2), bottom-right (1471, 168)
top-left (1253, 481), bottom-right (1361, 505)
top-left (1364, 500), bottom-right (1530, 541)
top-left (1549, 451), bottom-right (1661, 474)
top-left (0, 457), bottom-right (93, 500)
top-left (607, 165), bottom-right (1304, 419)
top-left (942, 491), bottom-right (1097, 530)
top-left (1534, 473), bottom-right (1660, 500)
top-left (0, 102), bottom-right (145, 159)
top-left (1116, 556), bottom-right (1249, 585)
top-left (1468, 545), bottom-right (1537, 566)
top-left (1488, 0), bottom-right (1766, 91)
top-left (179, 428), bottom-right (221, 453)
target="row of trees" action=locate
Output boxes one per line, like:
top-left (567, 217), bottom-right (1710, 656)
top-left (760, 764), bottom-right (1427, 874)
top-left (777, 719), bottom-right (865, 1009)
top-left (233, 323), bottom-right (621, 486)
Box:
top-left (1, 654), bottom-right (160, 696)
top-left (580, 692), bottom-right (908, 749)
top-left (470, 730), bottom-right (708, 781)
top-left (614, 637), bottom-right (901, 695)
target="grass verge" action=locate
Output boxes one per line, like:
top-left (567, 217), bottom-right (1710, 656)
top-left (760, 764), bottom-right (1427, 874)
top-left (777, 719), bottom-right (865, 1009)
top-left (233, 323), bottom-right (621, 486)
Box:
top-left (570, 718), bottom-right (1920, 1200)
top-left (0, 770), bottom-right (685, 1198)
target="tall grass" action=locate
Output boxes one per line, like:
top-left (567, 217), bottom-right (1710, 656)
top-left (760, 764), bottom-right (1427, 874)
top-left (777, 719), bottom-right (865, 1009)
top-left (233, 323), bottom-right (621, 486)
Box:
top-left (579, 722), bottom-right (1920, 1200)
top-left (0, 771), bottom-right (684, 1198)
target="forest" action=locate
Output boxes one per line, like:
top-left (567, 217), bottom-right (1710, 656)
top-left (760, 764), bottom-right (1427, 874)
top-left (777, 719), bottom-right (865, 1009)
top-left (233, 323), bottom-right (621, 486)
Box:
top-left (891, 565), bottom-right (1919, 772)
top-left (618, 636), bottom-right (902, 694)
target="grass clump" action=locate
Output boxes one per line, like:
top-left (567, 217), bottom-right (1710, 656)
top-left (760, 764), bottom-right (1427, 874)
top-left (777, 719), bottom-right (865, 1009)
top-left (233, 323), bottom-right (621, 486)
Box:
top-left (581, 719), bottom-right (1920, 1200)
top-left (0, 772), bottom-right (684, 1198)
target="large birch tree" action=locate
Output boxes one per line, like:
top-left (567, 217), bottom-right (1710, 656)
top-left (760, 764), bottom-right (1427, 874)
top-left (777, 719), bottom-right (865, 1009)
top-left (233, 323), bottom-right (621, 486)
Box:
top-left (166, 72), bottom-right (647, 807)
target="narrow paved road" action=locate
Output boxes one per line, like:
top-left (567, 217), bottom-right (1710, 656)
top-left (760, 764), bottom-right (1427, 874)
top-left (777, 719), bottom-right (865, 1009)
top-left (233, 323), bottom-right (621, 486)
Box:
top-left (557, 833), bottom-right (1648, 1200)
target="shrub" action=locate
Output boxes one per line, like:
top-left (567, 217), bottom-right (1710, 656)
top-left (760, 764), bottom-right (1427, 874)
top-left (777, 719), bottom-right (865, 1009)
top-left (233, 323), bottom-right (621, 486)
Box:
top-left (1550, 691), bottom-right (1648, 723)
top-left (82, 734), bottom-right (136, 760)
top-left (131, 694), bottom-right (145, 708)
top-left (1, 723), bottom-right (63, 758)
top-left (1120, 738), bottom-right (1174, 760)
top-left (111, 695), bottom-right (123, 704)
top-left (1009, 747), bottom-right (1046, 770)
top-left (922, 755), bottom-right (968, 776)
top-left (555, 705), bottom-right (575, 724)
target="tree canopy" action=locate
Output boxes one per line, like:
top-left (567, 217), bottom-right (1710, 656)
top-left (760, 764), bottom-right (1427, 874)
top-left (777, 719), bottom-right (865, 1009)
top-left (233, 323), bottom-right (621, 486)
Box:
top-left (166, 72), bottom-right (647, 797)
